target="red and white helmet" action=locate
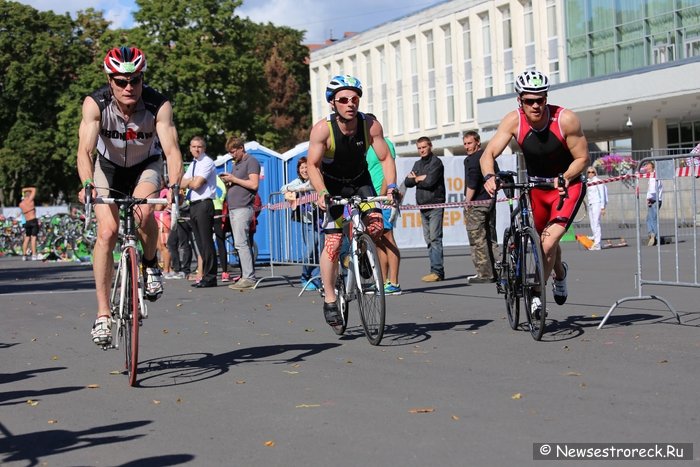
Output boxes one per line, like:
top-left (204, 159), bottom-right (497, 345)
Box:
top-left (103, 46), bottom-right (147, 75)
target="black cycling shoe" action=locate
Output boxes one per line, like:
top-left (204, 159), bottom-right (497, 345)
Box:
top-left (323, 302), bottom-right (342, 326)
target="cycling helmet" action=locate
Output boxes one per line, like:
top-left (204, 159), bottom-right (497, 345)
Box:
top-left (104, 46), bottom-right (147, 75)
top-left (325, 75), bottom-right (363, 102)
top-left (514, 70), bottom-right (549, 95)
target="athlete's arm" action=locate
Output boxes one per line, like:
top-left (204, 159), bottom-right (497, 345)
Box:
top-left (21, 187), bottom-right (36, 200)
top-left (155, 101), bottom-right (184, 188)
top-left (560, 109), bottom-right (590, 186)
top-left (77, 97), bottom-right (102, 203)
top-left (481, 111), bottom-right (518, 195)
top-left (306, 119), bottom-right (330, 210)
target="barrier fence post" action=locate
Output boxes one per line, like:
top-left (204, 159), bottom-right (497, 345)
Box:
top-left (597, 153), bottom-right (700, 328)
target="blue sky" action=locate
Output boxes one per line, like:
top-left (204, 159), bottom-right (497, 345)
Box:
top-left (17, 0), bottom-right (441, 43)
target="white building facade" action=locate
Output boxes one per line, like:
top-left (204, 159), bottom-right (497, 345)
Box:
top-left (309, 0), bottom-right (700, 157)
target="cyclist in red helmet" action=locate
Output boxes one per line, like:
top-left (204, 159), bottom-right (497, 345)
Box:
top-left (77, 46), bottom-right (183, 346)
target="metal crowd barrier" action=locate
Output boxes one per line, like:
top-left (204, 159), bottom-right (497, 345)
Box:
top-left (598, 153), bottom-right (700, 328)
top-left (256, 190), bottom-right (323, 295)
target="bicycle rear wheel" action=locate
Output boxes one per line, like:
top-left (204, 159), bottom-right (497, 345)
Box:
top-left (122, 247), bottom-right (140, 386)
top-left (522, 227), bottom-right (546, 340)
top-left (354, 233), bottom-right (385, 345)
top-left (332, 273), bottom-right (350, 335)
top-left (500, 228), bottom-right (520, 330)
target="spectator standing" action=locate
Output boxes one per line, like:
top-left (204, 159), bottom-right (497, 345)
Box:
top-left (220, 137), bottom-right (260, 290)
top-left (213, 172), bottom-right (230, 282)
top-left (281, 156), bottom-right (321, 291)
top-left (644, 160), bottom-right (663, 246)
top-left (19, 187), bottom-right (40, 260)
top-left (585, 166), bottom-right (607, 251)
top-left (154, 182), bottom-right (173, 276)
top-left (167, 188), bottom-right (193, 279)
top-left (181, 136), bottom-right (218, 288)
top-left (366, 133), bottom-right (402, 295)
top-left (463, 131), bottom-right (499, 284)
top-left (404, 136), bottom-right (445, 282)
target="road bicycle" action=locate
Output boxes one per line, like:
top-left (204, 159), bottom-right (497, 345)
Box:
top-left (494, 172), bottom-right (566, 341)
top-left (85, 186), bottom-right (177, 386)
top-left (326, 194), bottom-right (393, 346)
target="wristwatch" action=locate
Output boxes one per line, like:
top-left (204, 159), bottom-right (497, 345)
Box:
top-left (483, 173), bottom-right (496, 182)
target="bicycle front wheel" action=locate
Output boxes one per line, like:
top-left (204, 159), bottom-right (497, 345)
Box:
top-left (501, 228), bottom-right (520, 330)
top-left (354, 233), bottom-right (385, 345)
top-left (522, 227), bottom-right (546, 340)
top-left (122, 246), bottom-right (140, 386)
top-left (332, 273), bottom-right (349, 335)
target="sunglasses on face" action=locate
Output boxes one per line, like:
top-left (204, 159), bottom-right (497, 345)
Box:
top-left (521, 97), bottom-right (546, 106)
top-left (334, 96), bottom-right (360, 105)
top-left (111, 74), bottom-right (143, 88)
top-left (587, 171), bottom-right (596, 174)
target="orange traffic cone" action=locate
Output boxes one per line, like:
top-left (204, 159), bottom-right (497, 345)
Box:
top-left (575, 234), bottom-right (594, 250)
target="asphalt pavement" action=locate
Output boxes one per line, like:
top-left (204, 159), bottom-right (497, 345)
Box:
top-left (1, 242), bottom-right (698, 466)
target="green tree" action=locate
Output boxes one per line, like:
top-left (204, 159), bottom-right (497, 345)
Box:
top-left (0, 2), bottom-right (93, 205)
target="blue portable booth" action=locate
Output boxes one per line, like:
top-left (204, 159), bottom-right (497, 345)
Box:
top-left (214, 142), bottom-right (285, 264)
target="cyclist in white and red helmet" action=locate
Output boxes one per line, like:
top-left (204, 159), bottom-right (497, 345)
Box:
top-left (481, 70), bottom-right (589, 317)
top-left (77, 46), bottom-right (184, 346)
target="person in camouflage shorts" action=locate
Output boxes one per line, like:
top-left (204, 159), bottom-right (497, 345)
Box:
top-left (463, 131), bottom-right (499, 284)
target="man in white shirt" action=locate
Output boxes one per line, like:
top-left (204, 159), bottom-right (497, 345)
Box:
top-left (585, 166), bottom-right (607, 250)
top-left (181, 136), bottom-right (218, 287)
top-left (644, 161), bottom-right (663, 246)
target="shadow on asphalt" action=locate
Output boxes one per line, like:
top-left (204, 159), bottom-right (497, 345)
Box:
top-left (118, 454), bottom-right (196, 466)
top-left (540, 312), bottom-right (665, 342)
top-left (0, 420), bottom-right (152, 466)
top-left (379, 319), bottom-right (494, 346)
top-left (0, 385), bottom-right (85, 407)
top-left (134, 343), bottom-right (342, 388)
top-left (0, 366), bottom-right (67, 386)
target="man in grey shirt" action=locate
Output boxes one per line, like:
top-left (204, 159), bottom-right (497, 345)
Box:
top-left (220, 137), bottom-right (260, 289)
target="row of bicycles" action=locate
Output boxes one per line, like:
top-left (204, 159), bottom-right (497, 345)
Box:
top-left (0, 209), bottom-right (96, 261)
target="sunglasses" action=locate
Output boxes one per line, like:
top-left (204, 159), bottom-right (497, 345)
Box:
top-left (587, 171), bottom-right (596, 174)
top-left (521, 97), bottom-right (546, 106)
top-left (334, 96), bottom-right (360, 105)
top-left (111, 74), bottom-right (143, 88)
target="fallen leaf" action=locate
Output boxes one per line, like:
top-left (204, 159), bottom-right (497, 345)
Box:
top-left (31, 338), bottom-right (38, 342)
top-left (51, 356), bottom-right (59, 361)
top-left (47, 419), bottom-right (58, 424)
top-left (55, 315), bottom-right (63, 319)
top-left (579, 382), bottom-right (588, 389)
top-left (176, 303), bottom-right (183, 307)
top-left (86, 384), bottom-right (100, 389)
top-left (657, 359), bottom-right (669, 364)
top-left (346, 360), bottom-right (352, 364)
top-left (451, 415), bottom-right (460, 421)
top-left (563, 371), bottom-right (582, 377)
top-left (291, 364), bottom-right (301, 368)
top-left (591, 313), bottom-right (598, 318)
top-left (152, 400), bottom-right (161, 404)
top-left (109, 370), bottom-right (121, 375)
top-left (511, 393), bottom-right (523, 400)
top-left (176, 397), bottom-right (183, 403)
top-left (561, 345), bottom-right (570, 351)
top-left (162, 329), bottom-right (169, 334)
top-left (304, 328), bottom-right (315, 332)
top-left (235, 380), bottom-right (246, 384)
top-left (397, 356), bottom-right (404, 360)
top-left (296, 404), bottom-right (321, 408)
top-left (27, 400), bottom-right (39, 406)
top-left (408, 407), bottom-right (434, 414)
top-left (265, 304), bottom-right (272, 309)
top-left (264, 440), bottom-right (275, 447)
top-left (471, 331), bottom-right (478, 335)
top-left (203, 331), bottom-right (209, 334)
top-left (283, 370), bottom-right (299, 375)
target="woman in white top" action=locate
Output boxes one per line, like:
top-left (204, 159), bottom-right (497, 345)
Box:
top-left (586, 166), bottom-right (608, 250)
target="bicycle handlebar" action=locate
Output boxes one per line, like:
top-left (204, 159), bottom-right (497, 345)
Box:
top-left (556, 173), bottom-right (568, 210)
top-left (327, 195), bottom-right (393, 206)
